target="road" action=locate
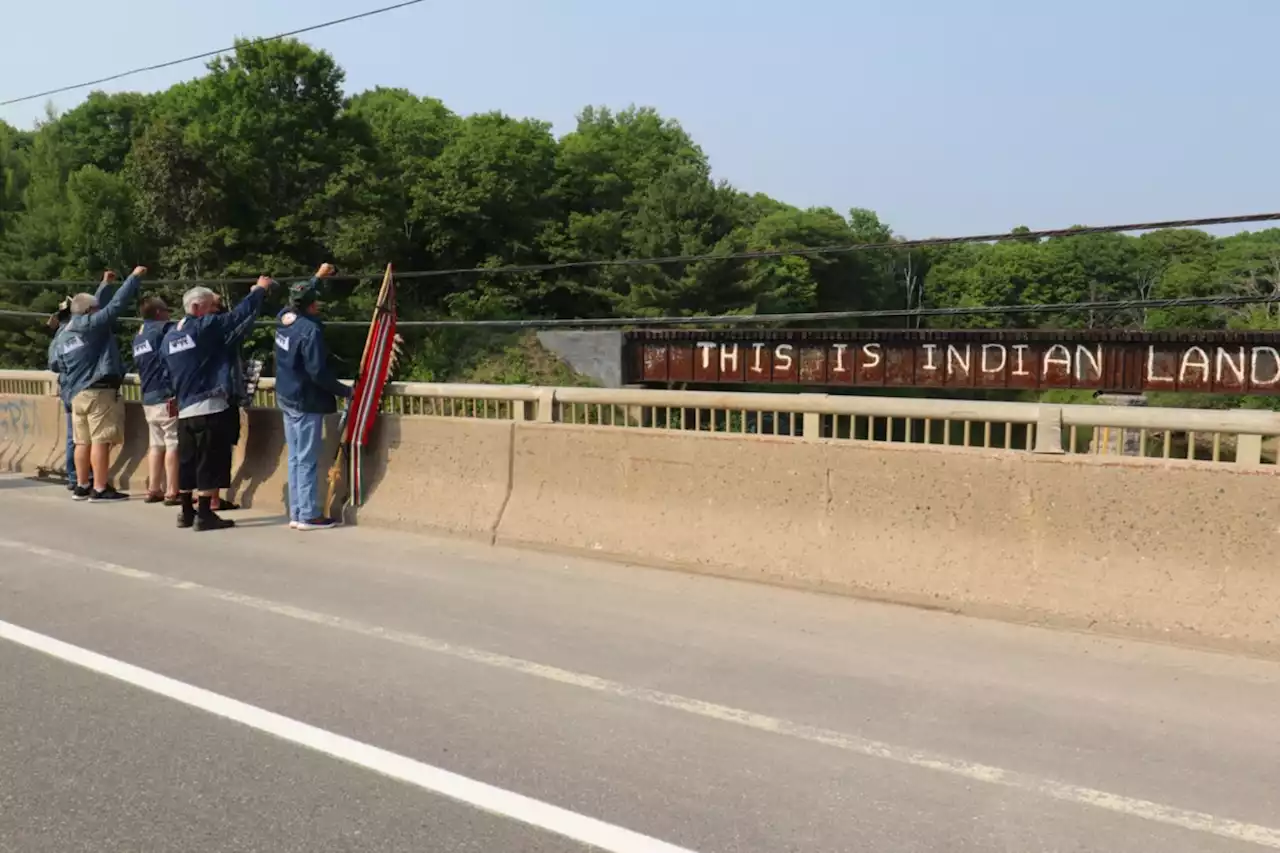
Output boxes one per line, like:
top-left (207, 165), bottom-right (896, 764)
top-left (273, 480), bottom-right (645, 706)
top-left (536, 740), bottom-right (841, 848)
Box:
top-left (1, 473), bottom-right (1278, 852)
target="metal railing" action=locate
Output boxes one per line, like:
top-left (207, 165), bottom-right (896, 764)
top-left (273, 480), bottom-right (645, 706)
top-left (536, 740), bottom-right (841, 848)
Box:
top-left (0, 371), bottom-right (54, 397)
top-left (5, 369), bottom-right (1279, 466)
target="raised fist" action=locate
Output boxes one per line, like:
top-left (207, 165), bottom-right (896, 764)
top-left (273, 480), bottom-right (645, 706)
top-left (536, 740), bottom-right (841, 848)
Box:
top-left (316, 263), bottom-right (336, 278)
top-left (130, 266), bottom-right (148, 278)
top-left (253, 275), bottom-right (274, 290)
top-left (102, 270), bottom-right (118, 282)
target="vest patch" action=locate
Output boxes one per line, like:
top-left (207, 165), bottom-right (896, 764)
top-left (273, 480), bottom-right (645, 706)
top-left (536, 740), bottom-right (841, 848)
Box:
top-left (275, 332), bottom-right (291, 352)
top-left (132, 339), bottom-right (154, 357)
top-left (167, 334), bottom-right (195, 355)
top-left (60, 337), bottom-right (85, 354)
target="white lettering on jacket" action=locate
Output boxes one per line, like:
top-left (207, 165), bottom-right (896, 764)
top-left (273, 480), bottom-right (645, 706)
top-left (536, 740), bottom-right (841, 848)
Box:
top-left (167, 335), bottom-right (195, 355)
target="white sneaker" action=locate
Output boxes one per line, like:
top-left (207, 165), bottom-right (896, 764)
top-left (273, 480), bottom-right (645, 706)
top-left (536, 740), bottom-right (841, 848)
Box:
top-left (288, 521), bottom-right (299, 529)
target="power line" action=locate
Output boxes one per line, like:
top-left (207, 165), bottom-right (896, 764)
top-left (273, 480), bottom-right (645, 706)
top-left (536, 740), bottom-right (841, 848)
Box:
top-left (0, 292), bottom-right (1274, 329)
top-left (0, 211), bottom-right (1276, 290)
top-left (0, 0), bottom-right (429, 108)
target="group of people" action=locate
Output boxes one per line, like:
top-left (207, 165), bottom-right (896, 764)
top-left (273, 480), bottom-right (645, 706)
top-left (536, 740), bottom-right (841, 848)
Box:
top-left (46, 264), bottom-right (353, 532)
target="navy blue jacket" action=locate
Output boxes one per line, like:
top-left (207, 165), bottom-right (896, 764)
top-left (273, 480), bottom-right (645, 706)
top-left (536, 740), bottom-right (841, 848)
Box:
top-left (274, 305), bottom-right (352, 414)
top-left (163, 289), bottom-right (268, 413)
top-left (220, 302), bottom-right (258, 407)
top-left (132, 319), bottom-right (176, 405)
top-left (46, 322), bottom-right (65, 372)
top-left (47, 321), bottom-right (72, 411)
top-left (53, 275), bottom-right (141, 403)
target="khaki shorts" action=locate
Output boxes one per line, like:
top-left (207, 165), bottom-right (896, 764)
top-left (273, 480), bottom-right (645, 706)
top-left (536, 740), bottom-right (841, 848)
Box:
top-left (143, 402), bottom-right (179, 450)
top-left (71, 388), bottom-right (125, 446)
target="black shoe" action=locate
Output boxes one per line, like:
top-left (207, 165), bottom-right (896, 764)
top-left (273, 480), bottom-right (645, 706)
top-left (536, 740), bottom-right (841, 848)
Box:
top-left (194, 514), bottom-right (235, 532)
top-left (214, 500), bottom-right (240, 511)
top-left (89, 487), bottom-right (129, 503)
top-left (297, 517), bottom-right (338, 531)
top-left (177, 512), bottom-right (195, 529)
top-left (71, 485), bottom-right (91, 502)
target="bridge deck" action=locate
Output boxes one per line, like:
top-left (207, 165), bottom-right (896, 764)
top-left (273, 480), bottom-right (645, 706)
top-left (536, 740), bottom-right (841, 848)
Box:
top-left (0, 475), bottom-right (1277, 852)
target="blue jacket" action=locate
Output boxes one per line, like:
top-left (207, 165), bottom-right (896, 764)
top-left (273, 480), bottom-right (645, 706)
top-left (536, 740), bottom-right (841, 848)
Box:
top-left (220, 302), bottom-right (258, 407)
top-left (163, 288), bottom-right (268, 413)
top-left (131, 319), bottom-right (176, 405)
top-left (53, 275), bottom-right (141, 403)
top-left (274, 304), bottom-right (352, 414)
top-left (47, 322), bottom-right (67, 372)
top-left (48, 321), bottom-right (71, 410)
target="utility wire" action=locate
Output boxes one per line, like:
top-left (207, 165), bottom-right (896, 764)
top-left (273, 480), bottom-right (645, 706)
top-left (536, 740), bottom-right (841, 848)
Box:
top-left (0, 211), bottom-right (1276, 290)
top-left (0, 0), bottom-right (429, 108)
top-left (1, 292), bottom-right (1275, 329)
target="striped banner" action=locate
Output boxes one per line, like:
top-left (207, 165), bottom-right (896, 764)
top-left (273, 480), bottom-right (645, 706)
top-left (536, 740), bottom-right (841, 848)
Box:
top-left (343, 264), bottom-right (398, 507)
top-left (325, 264), bottom-right (399, 518)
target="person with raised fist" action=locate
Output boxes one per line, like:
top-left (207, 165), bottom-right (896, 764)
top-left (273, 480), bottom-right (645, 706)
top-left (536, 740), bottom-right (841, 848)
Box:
top-left (274, 263), bottom-right (352, 531)
top-left (132, 295), bottom-right (179, 505)
top-left (53, 267), bottom-right (146, 503)
top-left (163, 276), bottom-right (275, 532)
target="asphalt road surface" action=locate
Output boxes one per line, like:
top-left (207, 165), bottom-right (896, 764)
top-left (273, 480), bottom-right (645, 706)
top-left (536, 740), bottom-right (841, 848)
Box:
top-left (1, 473), bottom-right (1279, 852)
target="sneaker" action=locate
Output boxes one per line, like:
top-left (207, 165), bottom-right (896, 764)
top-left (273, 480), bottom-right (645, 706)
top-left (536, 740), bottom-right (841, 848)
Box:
top-left (297, 517), bottom-right (338, 531)
top-left (89, 487), bottom-right (129, 503)
top-left (194, 514), bottom-right (235, 532)
top-left (71, 485), bottom-right (91, 501)
top-left (288, 521), bottom-right (300, 530)
top-left (65, 481), bottom-right (76, 492)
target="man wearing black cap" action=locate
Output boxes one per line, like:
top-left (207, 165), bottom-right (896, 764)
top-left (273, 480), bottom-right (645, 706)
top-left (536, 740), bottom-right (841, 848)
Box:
top-left (274, 263), bottom-right (352, 531)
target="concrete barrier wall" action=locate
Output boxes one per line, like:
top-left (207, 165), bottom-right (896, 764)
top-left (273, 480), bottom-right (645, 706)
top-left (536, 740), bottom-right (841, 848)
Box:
top-left (0, 395), bottom-right (64, 475)
top-left (357, 417), bottom-right (514, 540)
top-left (5, 390), bottom-right (1280, 656)
top-left (496, 424), bottom-right (1280, 656)
top-left (0, 395), bottom-right (304, 514)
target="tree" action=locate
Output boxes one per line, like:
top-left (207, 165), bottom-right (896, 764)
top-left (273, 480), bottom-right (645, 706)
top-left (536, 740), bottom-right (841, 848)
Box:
top-left (0, 35), bottom-right (1274, 387)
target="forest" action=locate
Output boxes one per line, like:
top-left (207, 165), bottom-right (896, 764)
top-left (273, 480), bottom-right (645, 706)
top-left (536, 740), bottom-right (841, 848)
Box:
top-left (2, 38), bottom-right (1279, 394)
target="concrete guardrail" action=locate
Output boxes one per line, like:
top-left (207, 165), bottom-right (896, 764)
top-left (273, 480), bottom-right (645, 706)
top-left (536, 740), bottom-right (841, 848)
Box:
top-left (4, 368), bottom-right (1280, 656)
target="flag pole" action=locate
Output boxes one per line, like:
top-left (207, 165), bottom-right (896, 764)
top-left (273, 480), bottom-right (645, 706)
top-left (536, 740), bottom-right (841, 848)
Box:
top-left (325, 264), bottom-right (394, 520)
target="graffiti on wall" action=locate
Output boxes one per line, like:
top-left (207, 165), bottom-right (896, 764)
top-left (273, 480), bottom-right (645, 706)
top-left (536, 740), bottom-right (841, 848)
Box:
top-left (0, 399), bottom-right (38, 446)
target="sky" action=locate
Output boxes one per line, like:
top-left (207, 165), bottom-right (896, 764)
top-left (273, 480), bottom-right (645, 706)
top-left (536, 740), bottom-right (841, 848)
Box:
top-left (2, 0), bottom-right (1277, 240)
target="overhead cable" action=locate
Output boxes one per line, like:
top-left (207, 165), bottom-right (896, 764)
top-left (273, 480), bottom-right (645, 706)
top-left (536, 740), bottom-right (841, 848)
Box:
top-left (0, 292), bottom-right (1273, 330)
top-left (0, 0), bottom-right (429, 107)
top-left (0, 211), bottom-right (1276, 290)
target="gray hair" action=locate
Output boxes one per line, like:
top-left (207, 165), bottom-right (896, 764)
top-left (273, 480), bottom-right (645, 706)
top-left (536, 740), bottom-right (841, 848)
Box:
top-left (182, 286), bottom-right (216, 315)
top-left (69, 293), bottom-right (99, 316)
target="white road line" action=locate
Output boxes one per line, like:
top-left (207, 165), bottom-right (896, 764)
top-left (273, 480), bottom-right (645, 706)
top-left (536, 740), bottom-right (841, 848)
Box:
top-left (0, 617), bottom-right (698, 853)
top-left (4, 538), bottom-right (1280, 850)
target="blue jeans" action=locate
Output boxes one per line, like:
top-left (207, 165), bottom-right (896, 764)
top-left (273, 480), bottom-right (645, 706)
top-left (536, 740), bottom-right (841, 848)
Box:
top-left (64, 407), bottom-right (76, 484)
top-left (282, 409), bottom-right (324, 522)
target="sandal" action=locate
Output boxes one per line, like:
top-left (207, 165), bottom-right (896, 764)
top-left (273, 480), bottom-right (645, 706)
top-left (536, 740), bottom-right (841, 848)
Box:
top-left (144, 492), bottom-right (165, 504)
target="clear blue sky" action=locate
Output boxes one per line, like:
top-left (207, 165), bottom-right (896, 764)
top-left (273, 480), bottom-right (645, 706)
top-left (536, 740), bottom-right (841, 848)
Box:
top-left (2, 0), bottom-right (1276, 239)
